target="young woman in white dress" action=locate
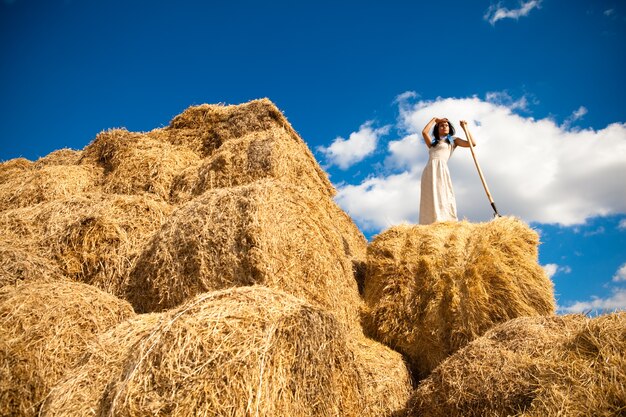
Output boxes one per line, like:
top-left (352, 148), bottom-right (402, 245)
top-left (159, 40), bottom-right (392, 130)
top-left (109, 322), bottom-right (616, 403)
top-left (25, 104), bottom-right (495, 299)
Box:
top-left (419, 117), bottom-right (475, 225)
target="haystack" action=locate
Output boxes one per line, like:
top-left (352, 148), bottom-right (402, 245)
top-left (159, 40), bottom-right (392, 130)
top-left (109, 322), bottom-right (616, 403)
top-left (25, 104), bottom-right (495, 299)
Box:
top-left (79, 128), bottom-right (200, 201)
top-left (161, 98), bottom-right (335, 202)
top-left (40, 313), bottom-right (163, 417)
top-left (363, 216), bottom-right (555, 378)
top-left (164, 98), bottom-right (307, 157)
top-left (124, 179), bottom-right (366, 328)
top-left (350, 336), bottom-right (414, 416)
top-left (168, 124), bottom-right (335, 204)
top-left (0, 158), bottom-right (32, 184)
top-left (0, 163), bottom-right (99, 211)
top-left (0, 193), bottom-right (172, 293)
top-left (34, 148), bottom-right (83, 166)
top-left (0, 238), bottom-right (64, 288)
top-left (0, 280), bottom-right (134, 417)
top-left (406, 313), bottom-right (626, 417)
top-left (42, 286), bottom-right (412, 417)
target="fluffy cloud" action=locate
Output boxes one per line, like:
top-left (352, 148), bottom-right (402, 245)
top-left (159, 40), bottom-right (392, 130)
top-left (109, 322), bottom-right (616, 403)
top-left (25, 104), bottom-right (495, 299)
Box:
top-left (335, 170), bottom-right (420, 231)
top-left (318, 122), bottom-right (389, 170)
top-left (543, 263), bottom-right (558, 279)
top-left (613, 263), bottom-right (626, 282)
top-left (618, 219), bottom-right (626, 230)
top-left (560, 288), bottom-right (626, 314)
top-left (333, 94), bottom-right (626, 232)
top-left (484, 0), bottom-right (542, 25)
top-left (562, 106), bottom-right (588, 129)
top-left (559, 264), bottom-right (626, 313)
top-left (485, 91), bottom-right (530, 111)
top-left (542, 263), bottom-right (571, 279)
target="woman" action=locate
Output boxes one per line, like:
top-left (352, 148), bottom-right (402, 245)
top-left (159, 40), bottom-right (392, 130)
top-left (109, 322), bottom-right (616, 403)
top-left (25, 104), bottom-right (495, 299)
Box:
top-left (419, 117), bottom-right (475, 225)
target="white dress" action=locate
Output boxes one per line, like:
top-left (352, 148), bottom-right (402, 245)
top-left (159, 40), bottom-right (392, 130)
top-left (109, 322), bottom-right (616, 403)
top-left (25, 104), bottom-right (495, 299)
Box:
top-left (419, 140), bottom-right (458, 224)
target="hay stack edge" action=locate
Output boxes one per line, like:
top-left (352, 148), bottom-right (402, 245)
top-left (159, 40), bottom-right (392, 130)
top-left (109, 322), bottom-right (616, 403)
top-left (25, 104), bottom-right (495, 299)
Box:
top-left (41, 286), bottom-right (412, 417)
top-left (0, 98), bottom-right (622, 416)
top-left (0, 280), bottom-right (134, 417)
top-left (363, 218), bottom-right (556, 378)
top-left (405, 312), bottom-right (626, 417)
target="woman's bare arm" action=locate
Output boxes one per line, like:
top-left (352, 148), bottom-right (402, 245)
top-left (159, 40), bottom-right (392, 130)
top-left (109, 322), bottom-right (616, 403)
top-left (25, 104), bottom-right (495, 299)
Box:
top-left (422, 117), bottom-right (438, 148)
top-left (455, 120), bottom-right (476, 148)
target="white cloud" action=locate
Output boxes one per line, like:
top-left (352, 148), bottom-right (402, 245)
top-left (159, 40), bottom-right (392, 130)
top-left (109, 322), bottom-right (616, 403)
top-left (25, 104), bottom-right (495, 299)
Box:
top-left (319, 122), bottom-right (389, 170)
top-left (618, 219), bottom-right (626, 230)
top-left (335, 171), bottom-right (420, 231)
top-left (604, 9), bottom-right (615, 17)
top-left (583, 226), bottom-right (605, 237)
top-left (543, 263), bottom-right (571, 279)
top-left (385, 134), bottom-right (424, 170)
top-left (613, 263), bottom-right (626, 282)
top-left (543, 263), bottom-right (558, 278)
top-left (560, 288), bottom-right (626, 314)
top-left (394, 91), bottom-right (418, 103)
top-left (562, 106), bottom-right (588, 129)
top-left (332, 94), bottom-right (626, 231)
top-left (485, 91), bottom-right (530, 111)
top-left (484, 0), bottom-right (542, 25)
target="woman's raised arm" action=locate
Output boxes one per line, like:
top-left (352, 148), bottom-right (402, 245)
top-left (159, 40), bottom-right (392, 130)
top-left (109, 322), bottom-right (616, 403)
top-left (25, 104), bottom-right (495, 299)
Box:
top-left (454, 120), bottom-right (477, 148)
top-left (422, 117), bottom-right (438, 148)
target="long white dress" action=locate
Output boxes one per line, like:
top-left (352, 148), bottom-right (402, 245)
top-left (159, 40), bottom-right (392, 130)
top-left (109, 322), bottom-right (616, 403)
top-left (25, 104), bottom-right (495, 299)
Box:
top-left (419, 140), bottom-right (458, 224)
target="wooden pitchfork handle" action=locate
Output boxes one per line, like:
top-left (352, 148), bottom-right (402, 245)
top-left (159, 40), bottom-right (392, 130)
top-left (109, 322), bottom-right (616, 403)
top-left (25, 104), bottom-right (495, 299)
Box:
top-left (460, 122), bottom-right (501, 217)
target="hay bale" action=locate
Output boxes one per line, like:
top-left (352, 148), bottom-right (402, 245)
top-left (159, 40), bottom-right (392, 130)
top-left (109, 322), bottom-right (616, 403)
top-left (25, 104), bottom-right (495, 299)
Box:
top-left (163, 98), bottom-right (334, 201)
top-left (48, 194), bottom-right (172, 295)
top-left (79, 128), bottom-right (200, 200)
top-left (0, 197), bottom-right (99, 287)
top-left (363, 217), bottom-right (555, 378)
top-left (0, 158), bottom-right (33, 185)
top-left (0, 280), bottom-right (134, 417)
top-left (0, 238), bottom-right (64, 288)
top-left (0, 164), bottom-right (99, 211)
top-left (169, 125), bottom-right (335, 204)
top-left (34, 148), bottom-right (83, 166)
top-left (42, 286), bottom-right (411, 417)
top-left (0, 193), bottom-right (172, 293)
top-left (124, 179), bottom-right (366, 327)
top-left (350, 336), bottom-right (414, 416)
top-left (164, 98), bottom-right (300, 155)
top-left (406, 313), bottom-right (626, 417)
top-left (40, 313), bottom-right (163, 417)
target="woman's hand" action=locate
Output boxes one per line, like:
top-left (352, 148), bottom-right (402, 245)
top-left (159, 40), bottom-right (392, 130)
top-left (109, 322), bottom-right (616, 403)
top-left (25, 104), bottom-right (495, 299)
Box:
top-left (455, 120), bottom-right (476, 147)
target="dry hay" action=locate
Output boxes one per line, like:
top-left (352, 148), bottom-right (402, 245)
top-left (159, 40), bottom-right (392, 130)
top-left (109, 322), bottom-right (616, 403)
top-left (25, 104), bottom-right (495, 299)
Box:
top-left (124, 179), bottom-right (366, 328)
top-left (47, 194), bottom-right (172, 294)
top-left (0, 163), bottom-right (99, 211)
top-left (0, 280), bottom-right (134, 417)
top-left (0, 238), bottom-right (64, 288)
top-left (0, 158), bottom-right (32, 184)
top-left (161, 98), bottom-right (334, 202)
top-left (0, 193), bottom-right (172, 293)
top-left (363, 216), bottom-right (555, 378)
top-left (40, 313), bottom-right (163, 417)
top-left (34, 148), bottom-right (83, 166)
top-left (42, 286), bottom-right (411, 417)
top-left (79, 128), bottom-right (200, 200)
top-left (164, 98), bottom-right (305, 156)
top-left (350, 336), bottom-right (414, 416)
top-left (406, 313), bottom-right (626, 417)
top-left (168, 124), bottom-right (335, 204)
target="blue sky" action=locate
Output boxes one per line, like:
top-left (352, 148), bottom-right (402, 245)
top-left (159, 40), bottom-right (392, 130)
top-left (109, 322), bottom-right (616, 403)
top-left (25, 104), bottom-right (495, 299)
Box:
top-left (1, 0), bottom-right (625, 313)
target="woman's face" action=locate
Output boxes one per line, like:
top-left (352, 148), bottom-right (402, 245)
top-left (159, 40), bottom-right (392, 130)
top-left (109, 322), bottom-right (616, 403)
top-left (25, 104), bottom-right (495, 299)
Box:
top-left (438, 121), bottom-right (450, 136)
